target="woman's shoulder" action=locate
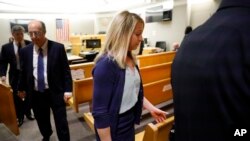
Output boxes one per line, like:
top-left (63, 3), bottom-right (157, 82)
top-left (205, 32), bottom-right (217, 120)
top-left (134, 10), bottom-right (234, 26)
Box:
top-left (96, 55), bottom-right (117, 68)
top-left (93, 55), bottom-right (120, 77)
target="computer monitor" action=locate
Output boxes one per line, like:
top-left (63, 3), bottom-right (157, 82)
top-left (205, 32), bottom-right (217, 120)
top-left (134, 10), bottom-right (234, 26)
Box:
top-left (85, 39), bottom-right (101, 49)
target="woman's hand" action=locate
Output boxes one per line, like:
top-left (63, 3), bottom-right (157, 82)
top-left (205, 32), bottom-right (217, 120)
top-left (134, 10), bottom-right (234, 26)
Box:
top-left (150, 107), bottom-right (167, 123)
top-left (143, 97), bottom-right (168, 123)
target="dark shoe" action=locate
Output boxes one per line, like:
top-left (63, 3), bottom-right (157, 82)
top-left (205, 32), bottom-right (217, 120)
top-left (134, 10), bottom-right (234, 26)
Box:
top-left (26, 114), bottom-right (35, 120)
top-left (18, 119), bottom-right (23, 127)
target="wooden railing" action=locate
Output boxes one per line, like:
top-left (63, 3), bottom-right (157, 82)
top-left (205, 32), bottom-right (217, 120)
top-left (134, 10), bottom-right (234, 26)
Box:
top-left (0, 83), bottom-right (19, 135)
top-left (135, 116), bottom-right (174, 141)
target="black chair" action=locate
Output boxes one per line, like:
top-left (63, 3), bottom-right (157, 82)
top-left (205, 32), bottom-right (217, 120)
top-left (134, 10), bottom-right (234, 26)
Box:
top-left (155, 41), bottom-right (168, 51)
top-left (138, 41), bottom-right (144, 55)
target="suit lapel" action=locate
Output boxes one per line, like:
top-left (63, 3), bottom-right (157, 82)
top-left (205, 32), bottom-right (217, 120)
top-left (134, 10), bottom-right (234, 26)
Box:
top-left (10, 44), bottom-right (16, 58)
top-left (47, 40), bottom-right (51, 76)
top-left (28, 45), bottom-right (34, 73)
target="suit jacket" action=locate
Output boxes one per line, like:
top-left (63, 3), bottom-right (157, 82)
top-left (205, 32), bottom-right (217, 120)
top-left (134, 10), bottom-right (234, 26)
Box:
top-left (0, 40), bottom-right (31, 86)
top-left (18, 40), bottom-right (72, 97)
top-left (171, 0), bottom-right (250, 141)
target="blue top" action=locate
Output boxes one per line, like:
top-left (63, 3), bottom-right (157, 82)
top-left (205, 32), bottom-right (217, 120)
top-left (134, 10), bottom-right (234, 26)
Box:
top-left (119, 66), bottom-right (141, 114)
top-left (92, 55), bottom-right (143, 137)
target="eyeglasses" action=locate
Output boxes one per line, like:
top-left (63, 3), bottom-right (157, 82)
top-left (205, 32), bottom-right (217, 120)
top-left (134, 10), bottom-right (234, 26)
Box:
top-left (28, 31), bottom-right (42, 37)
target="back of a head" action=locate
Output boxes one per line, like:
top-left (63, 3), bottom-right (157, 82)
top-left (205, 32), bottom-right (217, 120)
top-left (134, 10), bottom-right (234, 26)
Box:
top-left (184, 26), bottom-right (193, 35)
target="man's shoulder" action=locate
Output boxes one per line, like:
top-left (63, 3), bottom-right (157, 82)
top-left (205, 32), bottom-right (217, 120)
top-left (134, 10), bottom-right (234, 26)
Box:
top-left (48, 40), bottom-right (64, 47)
top-left (2, 42), bottom-right (12, 48)
top-left (24, 40), bottom-right (32, 45)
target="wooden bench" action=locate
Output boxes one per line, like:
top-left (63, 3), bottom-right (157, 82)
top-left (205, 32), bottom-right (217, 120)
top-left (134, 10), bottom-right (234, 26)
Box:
top-left (137, 51), bottom-right (176, 67)
top-left (0, 83), bottom-right (19, 135)
top-left (82, 113), bottom-right (174, 141)
top-left (69, 51), bottom-right (176, 79)
top-left (70, 62), bottom-right (94, 79)
top-left (68, 78), bottom-right (93, 113)
top-left (69, 62), bottom-right (172, 113)
top-left (140, 62), bottom-right (172, 84)
top-left (82, 78), bottom-right (173, 133)
top-left (83, 112), bottom-right (95, 132)
top-left (143, 78), bottom-right (172, 106)
top-left (135, 116), bottom-right (174, 141)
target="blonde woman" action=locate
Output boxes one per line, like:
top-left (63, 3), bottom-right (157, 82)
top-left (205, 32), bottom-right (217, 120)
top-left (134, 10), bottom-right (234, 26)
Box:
top-left (92, 11), bottom-right (167, 141)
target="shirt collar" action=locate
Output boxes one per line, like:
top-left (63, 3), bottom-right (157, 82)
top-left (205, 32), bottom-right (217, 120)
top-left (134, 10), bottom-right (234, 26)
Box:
top-left (13, 40), bottom-right (24, 47)
top-left (35, 39), bottom-right (48, 52)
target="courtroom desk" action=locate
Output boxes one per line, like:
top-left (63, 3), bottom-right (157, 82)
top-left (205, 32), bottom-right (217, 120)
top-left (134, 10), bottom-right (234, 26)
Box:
top-left (142, 47), bottom-right (164, 54)
top-left (67, 55), bottom-right (87, 64)
top-left (79, 51), bottom-right (99, 62)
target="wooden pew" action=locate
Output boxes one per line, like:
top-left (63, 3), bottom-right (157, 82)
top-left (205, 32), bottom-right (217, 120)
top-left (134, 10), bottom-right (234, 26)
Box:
top-left (68, 52), bottom-right (175, 113)
top-left (137, 51), bottom-right (176, 67)
top-left (69, 62), bottom-right (172, 113)
top-left (140, 62), bottom-right (172, 84)
top-left (0, 83), bottom-right (19, 135)
top-left (135, 116), bottom-right (174, 141)
top-left (82, 113), bottom-right (175, 141)
top-left (70, 61), bottom-right (172, 83)
top-left (143, 78), bottom-right (172, 106)
top-left (82, 78), bottom-right (173, 133)
top-left (83, 112), bottom-right (95, 132)
top-left (69, 51), bottom-right (175, 79)
top-left (68, 78), bottom-right (93, 113)
top-left (70, 62), bottom-right (94, 79)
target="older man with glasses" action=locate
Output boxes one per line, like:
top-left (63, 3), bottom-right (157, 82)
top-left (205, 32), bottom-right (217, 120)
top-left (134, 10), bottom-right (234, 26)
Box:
top-left (18, 20), bottom-right (72, 141)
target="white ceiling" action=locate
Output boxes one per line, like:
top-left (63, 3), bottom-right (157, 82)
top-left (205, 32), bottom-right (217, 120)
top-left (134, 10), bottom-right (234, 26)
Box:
top-left (0, 0), bottom-right (156, 14)
top-left (0, 0), bottom-right (183, 14)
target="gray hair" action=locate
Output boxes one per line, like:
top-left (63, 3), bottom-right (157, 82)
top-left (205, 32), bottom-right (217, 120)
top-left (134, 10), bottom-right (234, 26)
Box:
top-left (11, 25), bottom-right (25, 33)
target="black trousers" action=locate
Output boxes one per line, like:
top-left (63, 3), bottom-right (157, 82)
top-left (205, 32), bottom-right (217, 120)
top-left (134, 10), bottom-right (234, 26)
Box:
top-left (9, 70), bottom-right (32, 120)
top-left (32, 89), bottom-right (70, 141)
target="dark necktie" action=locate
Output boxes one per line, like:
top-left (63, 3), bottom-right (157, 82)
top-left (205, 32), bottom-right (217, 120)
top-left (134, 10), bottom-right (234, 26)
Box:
top-left (17, 42), bottom-right (22, 55)
top-left (37, 48), bottom-right (45, 92)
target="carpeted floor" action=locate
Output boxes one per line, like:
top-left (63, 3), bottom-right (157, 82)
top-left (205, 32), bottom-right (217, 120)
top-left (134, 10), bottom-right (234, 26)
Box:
top-left (0, 123), bottom-right (18, 141)
top-left (16, 103), bottom-right (96, 141)
top-left (1, 101), bottom-right (173, 141)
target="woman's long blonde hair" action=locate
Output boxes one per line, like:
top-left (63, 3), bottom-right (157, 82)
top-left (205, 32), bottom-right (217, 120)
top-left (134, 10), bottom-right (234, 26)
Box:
top-left (94, 10), bottom-right (144, 69)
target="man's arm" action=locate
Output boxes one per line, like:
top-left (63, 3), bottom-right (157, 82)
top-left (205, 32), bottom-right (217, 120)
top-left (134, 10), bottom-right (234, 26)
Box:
top-left (0, 46), bottom-right (8, 80)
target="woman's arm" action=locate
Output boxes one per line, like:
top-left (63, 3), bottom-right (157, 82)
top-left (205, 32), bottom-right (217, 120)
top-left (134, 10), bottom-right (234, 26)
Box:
top-left (97, 127), bottom-right (112, 141)
top-left (143, 97), bottom-right (167, 123)
top-left (92, 58), bottom-right (117, 140)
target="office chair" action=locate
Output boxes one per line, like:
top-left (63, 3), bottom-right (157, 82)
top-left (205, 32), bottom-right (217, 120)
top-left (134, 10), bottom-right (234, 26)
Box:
top-left (155, 41), bottom-right (168, 52)
top-left (138, 41), bottom-right (144, 55)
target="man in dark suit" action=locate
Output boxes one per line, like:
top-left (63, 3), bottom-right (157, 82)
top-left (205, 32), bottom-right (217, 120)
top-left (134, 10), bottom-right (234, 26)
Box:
top-left (0, 25), bottom-right (34, 127)
top-left (18, 20), bottom-right (72, 141)
top-left (171, 0), bottom-right (250, 141)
